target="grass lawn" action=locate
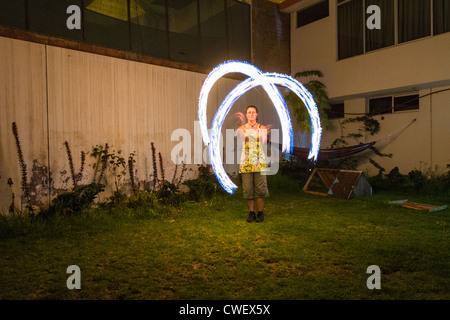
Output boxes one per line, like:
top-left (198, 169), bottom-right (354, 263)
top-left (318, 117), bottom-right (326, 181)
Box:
top-left (0, 174), bottom-right (449, 300)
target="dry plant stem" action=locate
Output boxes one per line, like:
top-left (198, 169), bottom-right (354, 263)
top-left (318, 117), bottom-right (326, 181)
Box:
top-left (128, 154), bottom-right (137, 193)
top-left (177, 161), bottom-right (187, 188)
top-left (151, 142), bottom-right (158, 189)
top-left (159, 152), bottom-right (165, 182)
top-left (64, 141), bottom-right (77, 189)
top-left (98, 143), bottom-right (109, 183)
top-left (171, 159), bottom-right (179, 185)
top-left (12, 122), bottom-right (30, 205)
top-left (7, 178), bottom-right (15, 213)
top-left (78, 151), bottom-right (85, 183)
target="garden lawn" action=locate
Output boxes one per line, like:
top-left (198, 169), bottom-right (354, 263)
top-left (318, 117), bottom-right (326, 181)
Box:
top-left (0, 174), bottom-right (449, 300)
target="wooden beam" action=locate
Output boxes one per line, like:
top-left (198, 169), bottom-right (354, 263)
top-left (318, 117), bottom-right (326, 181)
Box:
top-left (304, 190), bottom-right (328, 197)
top-left (401, 202), bottom-right (448, 213)
top-left (302, 167), bottom-right (317, 191)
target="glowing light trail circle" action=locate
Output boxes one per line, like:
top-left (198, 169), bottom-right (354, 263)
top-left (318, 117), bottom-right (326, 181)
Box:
top-left (198, 60), bottom-right (294, 153)
top-left (198, 60), bottom-right (322, 194)
top-left (208, 72), bottom-right (322, 194)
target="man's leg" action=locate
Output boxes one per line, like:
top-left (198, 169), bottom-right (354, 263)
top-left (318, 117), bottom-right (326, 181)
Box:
top-left (242, 173), bottom-right (256, 222)
top-left (254, 173), bottom-right (268, 222)
top-left (256, 198), bottom-right (264, 212)
top-left (247, 199), bottom-right (254, 212)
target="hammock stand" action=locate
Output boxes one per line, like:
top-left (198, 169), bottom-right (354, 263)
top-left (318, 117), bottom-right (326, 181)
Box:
top-left (302, 168), bottom-right (373, 199)
top-left (278, 119), bottom-right (417, 199)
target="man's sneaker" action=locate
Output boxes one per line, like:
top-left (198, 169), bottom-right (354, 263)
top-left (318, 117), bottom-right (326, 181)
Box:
top-left (246, 211), bottom-right (256, 222)
top-left (256, 211), bottom-right (264, 222)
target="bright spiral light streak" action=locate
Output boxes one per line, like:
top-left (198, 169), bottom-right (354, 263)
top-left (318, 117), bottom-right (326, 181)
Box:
top-left (198, 60), bottom-right (293, 153)
top-left (208, 72), bottom-right (322, 194)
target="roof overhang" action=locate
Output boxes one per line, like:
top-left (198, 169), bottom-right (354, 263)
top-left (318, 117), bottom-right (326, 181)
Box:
top-left (279, 0), bottom-right (324, 13)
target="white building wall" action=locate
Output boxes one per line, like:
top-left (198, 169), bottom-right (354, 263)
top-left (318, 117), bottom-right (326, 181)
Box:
top-left (286, 0), bottom-right (450, 176)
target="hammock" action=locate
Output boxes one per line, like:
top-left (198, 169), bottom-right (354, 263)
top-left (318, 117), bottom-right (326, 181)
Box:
top-left (285, 142), bottom-right (376, 161)
top-left (280, 118), bottom-right (417, 161)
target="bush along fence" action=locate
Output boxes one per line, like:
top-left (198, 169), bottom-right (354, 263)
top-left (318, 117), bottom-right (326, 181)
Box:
top-left (6, 122), bottom-right (224, 218)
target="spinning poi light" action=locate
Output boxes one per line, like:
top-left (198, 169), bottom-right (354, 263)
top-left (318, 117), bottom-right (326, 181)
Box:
top-left (198, 60), bottom-right (322, 194)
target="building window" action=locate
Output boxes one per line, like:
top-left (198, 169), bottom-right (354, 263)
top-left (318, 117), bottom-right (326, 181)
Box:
top-left (297, 0), bottom-right (329, 28)
top-left (29, 0), bottom-right (84, 42)
top-left (227, 0), bottom-right (251, 63)
top-left (0, 0), bottom-right (251, 68)
top-left (398, 0), bottom-right (431, 43)
top-left (338, 0), bottom-right (363, 60)
top-left (167, 0), bottom-right (201, 65)
top-left (369, 96), bottom-right (393, 115)
top-left (365, 0), bottom-right (395, 52)
top-left (327, 103), bottom-right (345, 119)
top-left (130, 0), bottom-right (170, 60)
top-left (84, 0), bottom-right (130, 51)
top-left (368, 93), bottom-right (419, 115)
top-left (0, 0), bottom-right (26, 30)
top-left (394, 94), bottom-right (420, 112)
top-left (338, 0), bottom-right (449, 60)
top-left (433, 0), bottom-right (450, 35)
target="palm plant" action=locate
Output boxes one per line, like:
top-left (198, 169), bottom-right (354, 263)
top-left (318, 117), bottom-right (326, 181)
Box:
top-left (285, 70), bottom-right (331, 132)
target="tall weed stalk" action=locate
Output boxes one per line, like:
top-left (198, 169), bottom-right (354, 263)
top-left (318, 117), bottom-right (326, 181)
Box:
top-left (128, 152), bottom-right (137, 193)
top-left (12, 122), bottom-right (31, 210)
top-left (64, 141), bottom-right (77, 189)
top-left (151, 142), bottom-right (158, 189)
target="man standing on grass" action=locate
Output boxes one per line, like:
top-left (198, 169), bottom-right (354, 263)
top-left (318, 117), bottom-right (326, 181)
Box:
top-left (237, 105), bottom-right (270, 223)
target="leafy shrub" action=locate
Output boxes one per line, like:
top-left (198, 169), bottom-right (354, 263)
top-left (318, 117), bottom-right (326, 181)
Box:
top-left (367, 172), bottom-right (385, 193)
top-left (279, 157), bottom-right (314, 187)
top-left (155, 181), bottom-right (186, 206)
top-left (183, 165), bottom-right (223, 202)
top-left (126, 190), bottom-right (156, 209)
top-left (408, 169), bottom-right (427, 191)
top-left (51, 183), bottom-right (105, 216)
top-left (385, 167), bottom-right (407, 190)
top-left (425, 170), bottom-right (450, 196)
top-left (368, 166), bottom-right (450, 196)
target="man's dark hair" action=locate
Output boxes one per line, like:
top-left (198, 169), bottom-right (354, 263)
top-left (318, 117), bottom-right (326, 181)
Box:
top-left (245, 105), bottom-right (258, 113)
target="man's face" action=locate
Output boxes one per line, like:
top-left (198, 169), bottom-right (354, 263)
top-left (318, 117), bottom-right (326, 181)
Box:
top-left (246, 107), bottom-right (258, 122)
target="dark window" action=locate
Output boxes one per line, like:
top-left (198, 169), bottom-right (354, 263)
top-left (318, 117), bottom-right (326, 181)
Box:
top-left (199, 0), bottom-right (227, 67)
top-left (0, 0), bottom-right (26, 29)
top-left (84, 0), bottom-right (131, 51)
top-left (227, 0), bottom-right (251, 63)
top-left (328, 103), bottom-right (345, 119)
top-left (167, 0), bottom-right (200, 65)
top-left (433, 0), bottom-right (450, 35)
top-left (369, 96), bottom-right (392, 115)
top-left (338, 0), bottom-right (363, 60)
top-left (394, 94), bottom-right (419, 112)
top-left (369, 93), bottom-right (419, 115)
top-left (398, 0), bottom-right (431, 43)
top-left (0, 0), bottom-right (250, 69)
top-left (24, 0), bottom-right (85, 41)
top-left (365, 0), bottom-right (395, 52)
top-left (130, 0), bottom-right (169, 60)
top-left (297, 1), bottom-right (329, 28)
top-left (338, 0), bottom-right (448, 60)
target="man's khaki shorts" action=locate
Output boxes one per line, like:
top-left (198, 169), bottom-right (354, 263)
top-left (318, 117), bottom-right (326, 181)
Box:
top-left (241, 172), bottom-right (269, 200)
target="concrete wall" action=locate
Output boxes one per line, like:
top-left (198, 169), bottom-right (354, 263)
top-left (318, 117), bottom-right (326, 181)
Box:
top-left (0, 36), bottom-right (282, 213)
top-left (286, 0), bottom-right (450, 176)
